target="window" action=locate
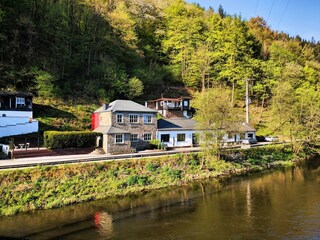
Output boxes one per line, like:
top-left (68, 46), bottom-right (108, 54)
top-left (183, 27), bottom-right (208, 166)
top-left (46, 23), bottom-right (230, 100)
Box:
top-left (183, 100), bottom-right (189, 107)
top-left (116, 114), bottom-right (124, 123)
top-left (161, 134), bottom-right (170, 142)
top-left (130, 134), bottom-right (139, 142)
top-left (129, 114), bottom-right (139, 123)
top-left (115, 134), bottom-right (124, 144)
top-left (144, 114), bottom-right (152, 123)
top-left (177, 134), bottom-right (185, 142)
top-left (16, 97), bottom-right (25, 107)
top-left (143, 133), bottom-right (152, 141)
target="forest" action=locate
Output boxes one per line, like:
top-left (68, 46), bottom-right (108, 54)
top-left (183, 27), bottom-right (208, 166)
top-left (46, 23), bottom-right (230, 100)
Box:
top-left (0, 0), bottom-right (319, 147)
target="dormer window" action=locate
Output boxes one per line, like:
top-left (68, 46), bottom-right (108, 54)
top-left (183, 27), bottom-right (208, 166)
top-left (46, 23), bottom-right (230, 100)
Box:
top-left (116, 114), bottom-right (124, 123)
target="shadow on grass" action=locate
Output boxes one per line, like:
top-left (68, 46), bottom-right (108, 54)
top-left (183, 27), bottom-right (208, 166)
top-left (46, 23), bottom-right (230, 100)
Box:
top-left (33, 104), bottom-right (76, 119)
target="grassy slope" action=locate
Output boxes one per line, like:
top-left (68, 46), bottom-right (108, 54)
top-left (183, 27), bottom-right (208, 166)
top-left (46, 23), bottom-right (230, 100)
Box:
top-left (0, 145), bottom-right (294, 216)
top-left (33, 98), bottom-right (99, 132)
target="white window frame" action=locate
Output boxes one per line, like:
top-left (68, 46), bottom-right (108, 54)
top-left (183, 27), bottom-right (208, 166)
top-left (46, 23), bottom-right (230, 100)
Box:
top-left (115, 134), bottom-right (124, 144)
top-left (129, 114), bottom-right (139, 123)
top-left (143, 133), bottom-right (152, 141)
top-left (143, 114), bottom-right (153, 124)
top-left (130, 133), bottom-right (139, 142)
top-left (16, 97), bottom-right (25, 107)
top-left (183, 100), bottom-right (188, 107)
top-left (116, 114), bottom-right (124, 123)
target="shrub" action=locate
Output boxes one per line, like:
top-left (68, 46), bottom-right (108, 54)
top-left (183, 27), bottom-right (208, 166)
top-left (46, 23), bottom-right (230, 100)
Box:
top-left (126, 175), bottom-right (149, 186)
top-left (149, 139), bottom-right (160, 149)
top-left (162, 167), bottom-right (182, 180)
top-left (146, 162), bottom-right (158, 172)
top-left (44, 131), bottom-right (100, 149)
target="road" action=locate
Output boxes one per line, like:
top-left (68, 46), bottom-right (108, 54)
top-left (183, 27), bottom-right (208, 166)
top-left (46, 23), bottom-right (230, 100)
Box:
top-left (0, 142), bottom-right (281, 170)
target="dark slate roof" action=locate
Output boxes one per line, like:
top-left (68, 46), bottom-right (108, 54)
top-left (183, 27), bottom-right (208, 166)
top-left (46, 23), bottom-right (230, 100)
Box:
top-left (94, 100), bottom-right (157, 113)
top-left (157, 118), bottom-right (197, 131)
top-left (93, 125), bottom-right (130, 134)
top-left (158, 119), bottom-right (256, 132)
top-left (0, 91), bottom-right (33, 97)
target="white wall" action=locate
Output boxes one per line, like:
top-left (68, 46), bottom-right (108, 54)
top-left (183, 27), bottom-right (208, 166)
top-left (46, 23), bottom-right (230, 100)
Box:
top-left (245, 131), bottom-right (256, 139)
top-left (157, 130), bottom-right (195, 147)
top-left (0, 120), bottom-right (38, 138)
top-left (222, 133), bottom-right (241, 143)
top-left (0, 110), bottom-right (32, 118)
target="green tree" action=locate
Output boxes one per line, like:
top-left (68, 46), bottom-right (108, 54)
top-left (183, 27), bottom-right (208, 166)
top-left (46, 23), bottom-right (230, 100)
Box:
top-left (127, 77), bottom-right (144, 100)
top-left (193, 87), bottom-right (236, 169)
top-left (35, 70), bottom-right (57, 98)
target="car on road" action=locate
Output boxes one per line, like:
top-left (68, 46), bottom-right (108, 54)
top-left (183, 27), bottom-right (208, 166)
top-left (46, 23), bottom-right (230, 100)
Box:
top-left (242, 137), bottom-right (258, 145)
top-left (265, 136), bottom-right (279, 142)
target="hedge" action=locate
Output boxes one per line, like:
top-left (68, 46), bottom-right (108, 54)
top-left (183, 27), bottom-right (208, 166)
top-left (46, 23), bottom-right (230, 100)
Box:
top-left (44, 131), bottom-right (100, 149)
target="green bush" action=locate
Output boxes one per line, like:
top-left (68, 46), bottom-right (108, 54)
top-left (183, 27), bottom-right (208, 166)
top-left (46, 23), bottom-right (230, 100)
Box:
top-left (126, 175), bottom-right (149, 186)
top-left (44, 131), bottom-right (100, 149)
top-left (149, 139), bottom-right (161, 149)
top-left (146, 162), bottom-right (158, 172)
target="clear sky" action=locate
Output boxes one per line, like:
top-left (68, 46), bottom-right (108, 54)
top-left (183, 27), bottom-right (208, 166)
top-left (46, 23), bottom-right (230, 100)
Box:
top-left (187, 0), bottom-right (320, 42)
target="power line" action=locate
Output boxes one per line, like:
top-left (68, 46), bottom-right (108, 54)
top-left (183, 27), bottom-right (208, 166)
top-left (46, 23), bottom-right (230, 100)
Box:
top-left (266, 0), bottom-right (275, 22)
top-left (255, 0), bottom-right (259, 15)
top-left (277, 0), bottom-right (291, 29)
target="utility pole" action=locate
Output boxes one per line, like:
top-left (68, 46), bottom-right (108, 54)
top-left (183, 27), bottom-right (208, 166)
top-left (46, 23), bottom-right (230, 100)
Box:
top-left (246, 78), bottom-right (254, 124)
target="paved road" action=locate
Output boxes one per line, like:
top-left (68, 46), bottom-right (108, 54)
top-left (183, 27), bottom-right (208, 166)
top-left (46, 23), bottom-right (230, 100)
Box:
top-left (0, 142), bottom-right (281, 170)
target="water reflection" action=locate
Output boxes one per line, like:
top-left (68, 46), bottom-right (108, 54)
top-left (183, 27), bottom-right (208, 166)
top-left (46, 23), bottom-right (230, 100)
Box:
top-left (0, 159), bottom-right (319, 240)
top-left (94, 212), bottom-right (113, 239)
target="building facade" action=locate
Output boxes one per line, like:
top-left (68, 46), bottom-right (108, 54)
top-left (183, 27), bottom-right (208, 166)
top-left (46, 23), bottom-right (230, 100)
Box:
top-left (93, 100), bottom-right (158, 154)
top-left (157, 118), bottom-right (198, 147)
top-left (0, 92), bottom-right (38, 138)
top-left (145, 97), bottom-right (192, 118)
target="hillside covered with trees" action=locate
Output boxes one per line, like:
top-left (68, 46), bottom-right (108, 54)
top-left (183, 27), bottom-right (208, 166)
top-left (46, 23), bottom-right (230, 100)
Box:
top-left (1, 0), bottom-right (320, 145)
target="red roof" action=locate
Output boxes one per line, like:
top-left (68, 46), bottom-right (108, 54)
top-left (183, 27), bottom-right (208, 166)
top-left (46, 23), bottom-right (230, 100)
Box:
top-left (147, 97), bottom-right (191, 103)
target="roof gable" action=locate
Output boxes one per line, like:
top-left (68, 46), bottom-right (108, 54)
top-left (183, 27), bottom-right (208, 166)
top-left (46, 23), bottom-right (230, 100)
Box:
top-left (95, 100), bottom-right (157, 113)
top-left (158, 118), bottom-right (197, 130)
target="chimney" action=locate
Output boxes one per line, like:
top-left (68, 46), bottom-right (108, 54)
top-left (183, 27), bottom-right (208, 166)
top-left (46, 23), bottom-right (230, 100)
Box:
top-left (103, 103), bottom-right (109, 110)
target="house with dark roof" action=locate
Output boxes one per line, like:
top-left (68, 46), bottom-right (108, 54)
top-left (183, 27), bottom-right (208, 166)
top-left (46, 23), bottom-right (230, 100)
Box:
top-left (92, 100), bottom-right (158, 154)
top-left (157, 118), bottom-right (198, 147)
top-left (0, 92), bottom-right (38, 139)
top-left (157, 119), bottom-right (256, 148)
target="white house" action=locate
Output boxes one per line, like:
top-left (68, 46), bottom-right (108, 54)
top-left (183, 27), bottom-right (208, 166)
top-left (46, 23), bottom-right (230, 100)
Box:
top-left (0, 92), bottom-right (38, 138)
top-left (157, 118), bottom-right (198, 147)
top-left (157, 118), bottom-right (256, 148)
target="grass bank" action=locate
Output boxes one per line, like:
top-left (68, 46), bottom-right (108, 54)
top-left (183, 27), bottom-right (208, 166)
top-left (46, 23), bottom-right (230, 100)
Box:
top-left (0, 145), bottom-right (295, 216)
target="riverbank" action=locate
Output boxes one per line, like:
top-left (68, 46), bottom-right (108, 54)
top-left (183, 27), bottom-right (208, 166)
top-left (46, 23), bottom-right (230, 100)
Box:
top-left (0, 145), bottom-right (297, 216)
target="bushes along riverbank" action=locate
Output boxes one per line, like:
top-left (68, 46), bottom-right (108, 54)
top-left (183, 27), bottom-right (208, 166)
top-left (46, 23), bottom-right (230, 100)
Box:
top-left (0, 145), bottom-right (295, 216)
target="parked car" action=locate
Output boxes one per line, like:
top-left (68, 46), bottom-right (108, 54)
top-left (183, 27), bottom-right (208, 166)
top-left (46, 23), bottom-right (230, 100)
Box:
top-left (256, 136), bottom-right (266, 142)
top-left (242, 137), bottom-right (257, 145)
top-left (265, 136), bottom-right (279, 142)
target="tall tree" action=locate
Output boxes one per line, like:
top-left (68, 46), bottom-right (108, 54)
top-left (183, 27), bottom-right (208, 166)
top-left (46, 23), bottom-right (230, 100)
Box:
top-left (193, 87), bottom-right (236, 169)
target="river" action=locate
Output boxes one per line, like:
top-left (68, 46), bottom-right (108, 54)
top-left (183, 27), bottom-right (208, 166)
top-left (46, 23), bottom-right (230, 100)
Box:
top-left (0, 159), bottom-right (319, 240)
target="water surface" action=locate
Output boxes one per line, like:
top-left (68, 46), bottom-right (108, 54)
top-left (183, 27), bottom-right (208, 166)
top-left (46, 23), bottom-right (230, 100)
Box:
top-left (1, 159), bottom-right (319, 240)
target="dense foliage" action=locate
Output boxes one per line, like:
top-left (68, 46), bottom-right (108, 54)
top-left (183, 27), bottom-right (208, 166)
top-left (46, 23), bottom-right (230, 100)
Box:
top-left (44, 131), bottom-right (99, 149)
top-left (0, 0), bottom-right (319, 147)
top-left (0, 146), bottom-right (294, 216)
top-left (1, 0), bottom-right (319, 102)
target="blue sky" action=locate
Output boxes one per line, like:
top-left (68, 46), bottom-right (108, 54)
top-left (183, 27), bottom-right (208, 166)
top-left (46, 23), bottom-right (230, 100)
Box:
top-left (187, 0), bottom-right (320, 42)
